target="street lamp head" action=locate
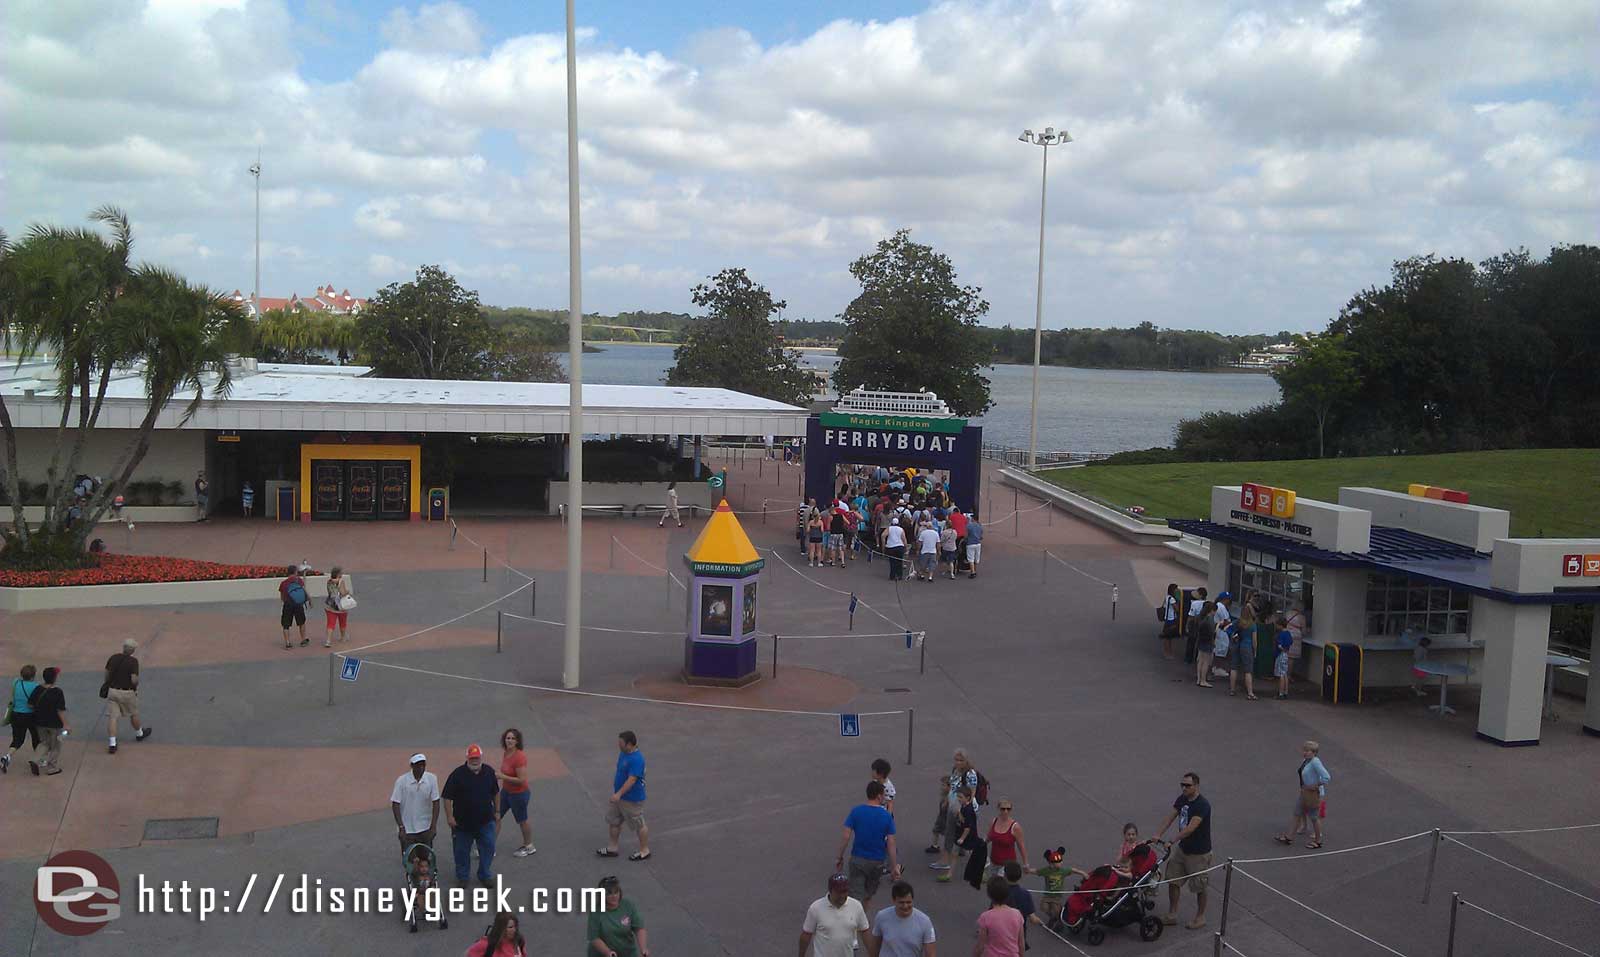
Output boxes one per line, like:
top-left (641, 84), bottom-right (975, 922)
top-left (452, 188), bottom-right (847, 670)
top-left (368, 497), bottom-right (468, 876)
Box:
top-left (1044, 127), bottom-right (1055, 137)
top-left (1019, 129), bottom-right (1033, 142)
top-left (249, 162), bottom-right (261, 177)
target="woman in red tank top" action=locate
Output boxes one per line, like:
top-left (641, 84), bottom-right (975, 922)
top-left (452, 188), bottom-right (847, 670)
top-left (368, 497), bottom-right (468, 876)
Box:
top-left (986, 800), bottom-right (1029, 878)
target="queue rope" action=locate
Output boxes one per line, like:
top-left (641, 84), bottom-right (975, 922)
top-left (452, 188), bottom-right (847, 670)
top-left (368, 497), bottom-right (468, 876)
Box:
top-left (1229, 829), bottom-right (1433, 864)
top-left (330, 653), bottom-right (908, 719)
top-left (450, 523), bottom-right (535, 582)
top-left (1231, 867), bottom-right (1412, 957)
top-left (1456, 898), bottom-right (1593, 957)
top-left (1443, 822), bottom-right (1600, 836)
top-left (500, 611), bottom-right (919, 643)
top-left (340, 579), bottom-right (535, 655)
top-left (1441, 834), bottom-right (1600, 906)
top-left (760, 545), bottom-right (909, 631)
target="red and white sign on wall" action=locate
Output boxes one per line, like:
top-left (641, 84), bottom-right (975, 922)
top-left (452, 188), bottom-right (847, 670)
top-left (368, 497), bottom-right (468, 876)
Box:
top-left (1561, 554), bottom-right (1600, 577)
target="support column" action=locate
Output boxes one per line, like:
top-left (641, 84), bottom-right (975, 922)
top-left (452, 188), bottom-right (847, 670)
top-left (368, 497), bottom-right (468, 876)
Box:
top-left (1584, 609), bottom-right (1600, 737)
top-left (693, 435), bottom-right (702, 479)
top-left (1475, 597), bottom-right (1551, 746)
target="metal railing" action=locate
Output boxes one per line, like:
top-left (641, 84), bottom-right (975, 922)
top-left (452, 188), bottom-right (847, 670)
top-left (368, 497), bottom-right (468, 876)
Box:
top-left (980, 443), bottom-right (1114, 469)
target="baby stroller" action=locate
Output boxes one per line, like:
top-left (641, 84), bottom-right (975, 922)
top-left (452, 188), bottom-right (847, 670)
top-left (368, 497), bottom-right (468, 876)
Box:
top-left (1063, 840), bottom-right (1169, 946)
top-left (402, 843), bottom-right (448, 933)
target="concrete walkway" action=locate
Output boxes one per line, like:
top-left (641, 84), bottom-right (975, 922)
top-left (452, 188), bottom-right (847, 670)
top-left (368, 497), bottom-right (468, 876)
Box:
top-left (1, 461), bottom-right (1595, 955)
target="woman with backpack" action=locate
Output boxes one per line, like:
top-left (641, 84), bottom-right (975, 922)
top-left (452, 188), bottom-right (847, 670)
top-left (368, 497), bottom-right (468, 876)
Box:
top-left (1192, 603), bottom-right (1218, 688)
top-left (1159, 583), bottom-right (1181, 660)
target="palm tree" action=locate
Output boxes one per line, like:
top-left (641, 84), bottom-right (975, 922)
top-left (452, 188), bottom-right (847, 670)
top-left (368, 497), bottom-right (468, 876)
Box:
top-left (0, 207), bottom-right (239, 564)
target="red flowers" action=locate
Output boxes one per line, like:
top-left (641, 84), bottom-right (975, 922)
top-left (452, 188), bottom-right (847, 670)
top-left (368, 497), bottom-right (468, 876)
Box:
top-left (0, 554), bottom-right (318, 588)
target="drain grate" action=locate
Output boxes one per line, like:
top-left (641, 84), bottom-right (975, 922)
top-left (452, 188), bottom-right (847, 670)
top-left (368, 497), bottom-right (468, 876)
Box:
top-left (144, 817), bottom-right (220, 841)
top-left (884, 687), bottom-right (912, 693)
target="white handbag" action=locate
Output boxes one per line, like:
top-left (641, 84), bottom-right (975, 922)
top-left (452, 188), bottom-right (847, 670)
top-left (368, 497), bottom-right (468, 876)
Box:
top-left (339, 594), bottom-right (358, 611)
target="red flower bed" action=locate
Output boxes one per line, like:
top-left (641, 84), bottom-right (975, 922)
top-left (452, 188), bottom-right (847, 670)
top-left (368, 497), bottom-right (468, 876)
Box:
top-left (0, 554), bottom-right (316, 588)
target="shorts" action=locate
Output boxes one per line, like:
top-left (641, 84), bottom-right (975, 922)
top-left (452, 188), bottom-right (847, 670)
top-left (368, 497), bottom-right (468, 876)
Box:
top-left (848, 855), bottom-right (884, 901)
top-left (1166, 850), bottom-right (1212, 893)
top-left (107, 688), bottom-right (139, 720)
top-left (1232, 641), bottom-right (1255, 669)
top-left (1274, 652), bottom-right (1290, 678)
top-left (325, 609), bottom-right (349, 629)
top-left (965, 543), bottom-right (982, 563)
top-left (808, 534), bottom-right (824, 544)
top-left (828, 533), bottom-right (844, 549)
top-left (605, 799), bottom-right (646, 832)
top-left (500, 788), bottom-right (530, 824)
top-left (281, 603), bottom-right (306, 628)
top-left (941, 550), bottom-right (957, 564)
top-left (919, 552), bottom-right (937, 571)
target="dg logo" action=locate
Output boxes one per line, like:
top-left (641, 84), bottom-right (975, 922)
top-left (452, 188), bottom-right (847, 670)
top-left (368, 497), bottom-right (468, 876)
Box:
top-left (35, 850), bottom-right (122, 935)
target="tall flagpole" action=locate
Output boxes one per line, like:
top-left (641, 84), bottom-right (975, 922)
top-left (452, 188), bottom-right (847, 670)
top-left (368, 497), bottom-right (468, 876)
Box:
top-left (249, 151), bottom-right (261, 318)
top-left (562, 0), bottom-right (583, 689)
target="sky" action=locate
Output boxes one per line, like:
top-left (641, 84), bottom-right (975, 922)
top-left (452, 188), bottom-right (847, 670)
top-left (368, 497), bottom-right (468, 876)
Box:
top-left (2, 0), bottom-right (1595, 335)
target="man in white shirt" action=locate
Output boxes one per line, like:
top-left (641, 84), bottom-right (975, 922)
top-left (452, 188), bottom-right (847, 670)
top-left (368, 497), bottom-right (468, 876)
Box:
top-left (799, 873), bottom-right (870, 957)
top-left (883, 519), bottom-right (909, 582)
top-left (915, 523), bottom-right (941, 582)
top-left (391, 753), bottom-right (441, 850)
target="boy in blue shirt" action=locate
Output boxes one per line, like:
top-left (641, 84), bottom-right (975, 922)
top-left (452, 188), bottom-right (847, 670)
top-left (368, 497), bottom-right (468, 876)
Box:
top-left (835, 780), bottom-right (899, 912)
top-left (1274, 627), bottom-right (1294, 699)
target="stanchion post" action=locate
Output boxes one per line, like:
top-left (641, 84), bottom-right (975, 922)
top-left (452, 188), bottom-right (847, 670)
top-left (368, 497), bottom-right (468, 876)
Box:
top-left (1446, 892), bottom-right (1460, 957)
top-left (919, 633), bottom-right (926, 675)
top-left (326, 652), bottom-right (335, 706)
top-left (1212, 931), bottom-right (1223, 957)
top-left (531, 580), bottom-right (536, 617)
top-left (497, 611), bottom-right (503, 654)
top-left (907, 707), bottom-right (915, 765)
top-left (1111, 584), bottom-right (1119, 620)
top-left (1217, 859), bottom-right (1235, 937)
top-left (482, 548), bottom-right (488, 583)
top-left (772, 634), bottom-right (779, 680)
top-left (1421, 828), bottom-right (1442, 903)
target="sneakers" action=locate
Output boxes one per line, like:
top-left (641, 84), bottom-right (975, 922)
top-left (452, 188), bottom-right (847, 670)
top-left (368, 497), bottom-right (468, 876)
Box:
top-left (1, 753), bottom-right (9, 773)
top-left (929, 862), bottom-right (950, 870)
top-left (135, 728), bottom-right (151, 741)
top-left (512, 845), bottom-right (537, 858)
top-left (108, 744), bottom-right (118, 754)
top-left (935, 873), bottom-right (952, 883)
top-left (29, 760), bottom-right (40, 776)
top-left (299, 638), bottom-right (310, 647)
top-left (924, 844), bottom-right (940, 854)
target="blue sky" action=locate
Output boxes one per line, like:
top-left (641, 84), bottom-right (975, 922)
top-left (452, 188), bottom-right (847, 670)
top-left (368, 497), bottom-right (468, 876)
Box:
top-left (3, 0), bottom-right (1596, 333)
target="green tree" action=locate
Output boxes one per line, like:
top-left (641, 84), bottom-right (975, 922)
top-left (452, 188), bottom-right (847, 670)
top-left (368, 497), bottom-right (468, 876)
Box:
top-left (664, 268), bottom-right (814, 405)
top-left (354, 265), bottom-right (487, 379)
top-left (353, 265), bottom-right (563, 382)
top-left (1272, 336), bottom-right (1361, 458)
top-left (252, 308), bottom-right (354, 365)
top-left (832, 229), bottom-right (993, 416)
top-left (0, 208), bottom-right (240, 566)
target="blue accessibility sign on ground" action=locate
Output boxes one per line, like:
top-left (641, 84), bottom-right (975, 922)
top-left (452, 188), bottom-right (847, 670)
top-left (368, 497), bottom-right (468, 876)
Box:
top-left (840, 713), bottom-right (860, 737)
top-left (340, 658), bottom-right (361, 682)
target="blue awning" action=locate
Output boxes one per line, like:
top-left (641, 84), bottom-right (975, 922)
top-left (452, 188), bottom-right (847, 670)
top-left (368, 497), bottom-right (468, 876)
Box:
top-left (1169, 519), bottom-right (1600, 606)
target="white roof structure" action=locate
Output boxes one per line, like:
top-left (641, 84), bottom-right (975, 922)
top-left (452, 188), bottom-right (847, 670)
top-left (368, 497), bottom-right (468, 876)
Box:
top-left (0, 359), bottom-right (809, 437)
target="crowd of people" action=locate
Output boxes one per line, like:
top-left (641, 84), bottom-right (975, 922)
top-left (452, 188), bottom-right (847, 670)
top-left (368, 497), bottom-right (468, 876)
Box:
top-left (797, 465), bottom-right (985, 583)
top-left (4, 637), bottom-right (150, 774)
top-left (1162, 585), bottom-right (1310, 703)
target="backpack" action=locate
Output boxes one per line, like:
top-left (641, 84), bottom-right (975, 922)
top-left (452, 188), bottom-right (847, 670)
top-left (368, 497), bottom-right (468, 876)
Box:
top-left (1155, 603), bottom-right (1167, 622)
top-left (974, 770), bottom-right (991, 806)
top-left (286, 579), bottom-right (309, 606)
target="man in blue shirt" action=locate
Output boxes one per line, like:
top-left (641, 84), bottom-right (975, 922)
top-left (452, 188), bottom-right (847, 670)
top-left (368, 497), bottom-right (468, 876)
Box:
top-left (599, 730), bottom-right (650, 861)
top-left (835, 780), bottom-right (900, 913)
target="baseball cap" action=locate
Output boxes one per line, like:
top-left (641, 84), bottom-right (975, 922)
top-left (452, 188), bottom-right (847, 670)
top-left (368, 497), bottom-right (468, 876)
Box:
top-left (828, 873), bottom-right (850, 892)
top-left (409, 753), bottom-right (427, 764)
top-left (1217, 591), bottom-right (1233, 600)
top-left (465, 744), bottom-right (483, 759)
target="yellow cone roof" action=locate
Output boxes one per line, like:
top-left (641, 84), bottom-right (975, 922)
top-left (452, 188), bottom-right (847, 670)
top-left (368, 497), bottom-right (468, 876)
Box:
top-left (685, 500), bottom-right (764, 575)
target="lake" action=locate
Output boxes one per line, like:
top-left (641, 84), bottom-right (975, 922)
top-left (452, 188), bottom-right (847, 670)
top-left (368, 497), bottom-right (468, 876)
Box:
top-left (561, 342), bottom-right (1279, 452)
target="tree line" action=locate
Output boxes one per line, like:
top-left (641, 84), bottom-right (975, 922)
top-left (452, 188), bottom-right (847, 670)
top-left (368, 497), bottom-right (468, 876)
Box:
top-left (1170, 245), bottom-right (1600, 461)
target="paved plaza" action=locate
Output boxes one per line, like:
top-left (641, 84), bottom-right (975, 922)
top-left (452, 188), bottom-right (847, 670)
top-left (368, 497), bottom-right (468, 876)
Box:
top-left (2, 458), bottom-right (1596, 955)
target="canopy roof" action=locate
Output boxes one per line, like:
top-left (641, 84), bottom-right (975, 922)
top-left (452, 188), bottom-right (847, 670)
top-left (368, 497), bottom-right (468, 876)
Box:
top-left (685, 500), bottom-right (764, 575)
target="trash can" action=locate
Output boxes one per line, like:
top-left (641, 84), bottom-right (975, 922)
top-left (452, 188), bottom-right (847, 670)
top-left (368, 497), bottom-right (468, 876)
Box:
top-left (1322, 643), bottom-right (1363, 704)
top-left (276, 485), bottom-right (298, 522)
top-left (428, 487), bottom-right (448, 521)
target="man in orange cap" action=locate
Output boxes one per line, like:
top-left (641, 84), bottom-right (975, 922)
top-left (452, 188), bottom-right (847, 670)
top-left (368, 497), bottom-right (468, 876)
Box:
top-left (442, 743), bottom-right (500, 885)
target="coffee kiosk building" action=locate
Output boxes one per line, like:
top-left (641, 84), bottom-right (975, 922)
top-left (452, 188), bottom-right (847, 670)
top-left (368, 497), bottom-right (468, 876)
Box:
top-left (1169, 484), bottom-right (1600, 746)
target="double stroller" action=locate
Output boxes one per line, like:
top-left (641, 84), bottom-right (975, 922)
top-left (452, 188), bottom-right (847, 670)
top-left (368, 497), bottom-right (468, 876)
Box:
top-left (1061, 840), bottom-right (1169, 946)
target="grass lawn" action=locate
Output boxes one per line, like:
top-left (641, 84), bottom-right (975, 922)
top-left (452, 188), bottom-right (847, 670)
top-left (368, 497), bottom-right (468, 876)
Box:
top-left (1037, 449), bottom-right (1595, 538)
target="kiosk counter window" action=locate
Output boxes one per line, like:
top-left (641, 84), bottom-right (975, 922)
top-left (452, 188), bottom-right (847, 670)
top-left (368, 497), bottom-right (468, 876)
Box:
top-left (1226, 545), bottom-right (1315, 614)
top-left (1365, 573), bottom-right (1471, 638)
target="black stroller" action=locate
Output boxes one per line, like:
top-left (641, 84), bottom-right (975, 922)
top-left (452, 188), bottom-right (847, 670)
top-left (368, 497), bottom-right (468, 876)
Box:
top-left (1063, 840), bottom-right (1170, 946)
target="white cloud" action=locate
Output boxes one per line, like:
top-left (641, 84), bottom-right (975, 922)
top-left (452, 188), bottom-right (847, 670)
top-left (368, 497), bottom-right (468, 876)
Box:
top-left (2, 0), bottom-right (1594, 333)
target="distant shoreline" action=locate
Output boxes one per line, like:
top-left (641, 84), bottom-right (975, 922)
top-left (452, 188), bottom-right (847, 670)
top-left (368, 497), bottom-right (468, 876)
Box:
top-left (582, 340), bottom-right (1275, 373)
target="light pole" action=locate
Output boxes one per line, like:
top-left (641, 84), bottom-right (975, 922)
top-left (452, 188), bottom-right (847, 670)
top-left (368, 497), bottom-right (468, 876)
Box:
top-left (249, 152), bottom-right (261, 318)
top-left (1018, 127), bottom-right (1070, 468)
top-left (563, 0), bottom-right (584, 689)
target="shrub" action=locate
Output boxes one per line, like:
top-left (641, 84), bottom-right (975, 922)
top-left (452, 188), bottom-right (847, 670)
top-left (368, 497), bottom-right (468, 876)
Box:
top-left (0, 553), bottom-right (319, 587)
